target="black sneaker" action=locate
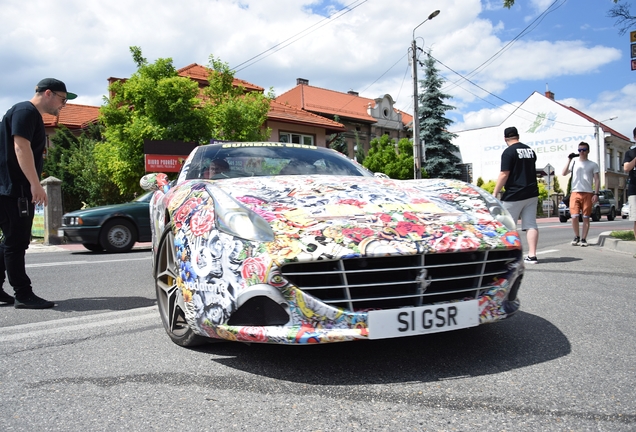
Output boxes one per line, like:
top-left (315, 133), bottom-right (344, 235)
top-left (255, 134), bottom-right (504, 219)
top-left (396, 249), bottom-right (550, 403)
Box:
top-left (571, 236), bottom-right (580, 246)
top-left (580, 239), bottom-right (588, 247)
top-left (524, 256), bottom-right (538, 264)
top-left (0, 289), bottom-right (15, 305)
top-left (14, 294), bottom-right (54, 309)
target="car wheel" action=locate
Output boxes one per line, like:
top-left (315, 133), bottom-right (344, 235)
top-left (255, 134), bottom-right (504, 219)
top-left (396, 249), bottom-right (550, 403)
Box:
top-left (591, 207), bottom-right (601, 222)
top-left (559, 215), bottom-right (568, 223)
top-left (623, 215), bottom-right (628, 219)
top-left (100, 219), bottom-right (137, 252)
top-left (82, 243), bottom-right (104, 252)
top-left (155, 226), bottom-right (211, 347)
top-left (607, 207), bottom-right (616, 221)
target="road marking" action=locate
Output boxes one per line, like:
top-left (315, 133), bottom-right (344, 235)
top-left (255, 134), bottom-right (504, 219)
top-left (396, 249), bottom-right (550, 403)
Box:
top-left (537, 249), bottom-right (559, 256)
top-left (0, 306), bottom-right (159, 342)
top-left (26, 256), bottom-right (150, 268)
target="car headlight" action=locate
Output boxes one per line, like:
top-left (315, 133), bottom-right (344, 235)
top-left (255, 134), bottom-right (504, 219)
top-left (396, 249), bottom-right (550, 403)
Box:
top-left (66, 216), bottom-right (83, 226)
top-left (466, 185), bottom-right (517, 231)
top-left (205, 185), bottom-right (275, 242)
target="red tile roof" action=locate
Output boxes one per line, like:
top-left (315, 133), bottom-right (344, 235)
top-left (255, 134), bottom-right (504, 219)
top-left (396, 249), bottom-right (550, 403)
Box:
top-left (276, 84), bottom-right (378, 122)
top-left (560, 104), bottom-right (631, 142)
top-left (268, 100), bottom-right (345, 133)
top-left (177, 63), bottom-right (264, 92)
top-left (42, 104), bottom-right (100, 129)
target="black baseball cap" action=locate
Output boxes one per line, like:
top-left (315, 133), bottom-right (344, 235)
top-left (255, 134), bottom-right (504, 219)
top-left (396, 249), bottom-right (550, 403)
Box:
top-left (35, 78), bottom-right (77, 100)
top-left (504, 126), bottom-right (519, 138)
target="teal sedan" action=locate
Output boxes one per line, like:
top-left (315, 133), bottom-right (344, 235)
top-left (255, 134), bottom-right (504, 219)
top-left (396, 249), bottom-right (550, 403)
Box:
top-left (60, 192), bottom-right (152, 252)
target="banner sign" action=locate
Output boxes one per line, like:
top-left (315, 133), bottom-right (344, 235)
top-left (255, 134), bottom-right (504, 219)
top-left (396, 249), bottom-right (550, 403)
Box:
top-left (144, 154), bottom-right (187, 173)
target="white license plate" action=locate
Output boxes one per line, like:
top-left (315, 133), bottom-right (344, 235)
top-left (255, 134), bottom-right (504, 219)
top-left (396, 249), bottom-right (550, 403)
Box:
top-left (367, 301), bottom-right (479, 340)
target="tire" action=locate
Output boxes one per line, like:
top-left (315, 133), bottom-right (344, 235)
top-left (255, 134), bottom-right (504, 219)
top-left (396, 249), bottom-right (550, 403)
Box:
top-left (559, 215), bottom-right (568, 223)
top-left (623, 215), bottom-right (628, 219)
top-left (607, 207), bottom-right (616, 221)
top-left (82, 243), bottom-right (104, 252)
top-left (591, 207), bottom-right (601, 222)
top-left (99, 219), bottom-right (137, 252)
top-left (155, 226), bottom-right (211, 347)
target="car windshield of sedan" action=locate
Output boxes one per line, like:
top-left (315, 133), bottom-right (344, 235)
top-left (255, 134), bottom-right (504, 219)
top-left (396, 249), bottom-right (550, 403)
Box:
top-left (184, 143), bottom-right (373, 180)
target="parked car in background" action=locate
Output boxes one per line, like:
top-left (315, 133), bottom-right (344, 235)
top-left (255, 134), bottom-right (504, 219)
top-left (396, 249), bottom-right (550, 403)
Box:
top-left (140, 142), bottom-right (525, 347)
top-left (60, 192), bottom-right (152, 252)
top-left (622, 202), bottom-right (630, 219)
top-left (558, 189), bottom-right (617, 223)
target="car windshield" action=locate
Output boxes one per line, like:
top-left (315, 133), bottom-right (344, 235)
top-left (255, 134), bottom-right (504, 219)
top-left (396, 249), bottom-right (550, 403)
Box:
top-left (135, 191), bottom-right (154, 202)
top-left (184, 143), bottom-right (372, 180)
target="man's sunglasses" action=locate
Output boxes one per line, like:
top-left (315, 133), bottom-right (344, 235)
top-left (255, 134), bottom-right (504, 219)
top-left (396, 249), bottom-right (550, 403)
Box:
top-left (51, 91), bottom-right (68, 104)
top-left (578, 148), bottom-right (589, 152)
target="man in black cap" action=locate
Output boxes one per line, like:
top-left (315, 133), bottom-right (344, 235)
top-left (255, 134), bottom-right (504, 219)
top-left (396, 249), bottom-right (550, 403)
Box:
top-left (0, 78), bottom-right (77, 308)
top-left (492, 126), bottom-right (540, 264)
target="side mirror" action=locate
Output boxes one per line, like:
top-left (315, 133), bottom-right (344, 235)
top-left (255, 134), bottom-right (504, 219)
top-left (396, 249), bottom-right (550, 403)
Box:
top-left (140, 173), bottom-right (170, 193)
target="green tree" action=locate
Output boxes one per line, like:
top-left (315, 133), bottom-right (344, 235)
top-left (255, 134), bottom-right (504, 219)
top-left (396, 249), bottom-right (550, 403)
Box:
top-left (418, 53), bottom-right (462, 179)
top-left (480, 180), bottom-right (497, 194)
top-left (354, 131), bottom-right (366, 165)
top-left (476, 177), bottom-right (484, 187)
top-left (328, 115), bottom-right (347, 155)
top-left (98, 46), bottom-right (213, 196)
top-left (205, 56), bottom-right (273, 142)
top-left (363, 135), bottom-right (414, 179)
top-left (43, 124), bottom-right (121, 211)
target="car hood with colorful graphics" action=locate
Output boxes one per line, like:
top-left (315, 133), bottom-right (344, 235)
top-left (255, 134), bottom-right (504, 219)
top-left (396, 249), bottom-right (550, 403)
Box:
top-left (171, 175), bottom-right (519, 264)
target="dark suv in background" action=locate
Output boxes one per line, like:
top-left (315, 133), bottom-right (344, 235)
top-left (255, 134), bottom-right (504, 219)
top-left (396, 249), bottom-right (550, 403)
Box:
top-left (558, 189), bottom-right (618, 223)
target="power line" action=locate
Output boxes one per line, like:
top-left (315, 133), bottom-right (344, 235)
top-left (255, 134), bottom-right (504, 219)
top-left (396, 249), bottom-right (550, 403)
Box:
top-left (232, 0), bottom-right (368, 73)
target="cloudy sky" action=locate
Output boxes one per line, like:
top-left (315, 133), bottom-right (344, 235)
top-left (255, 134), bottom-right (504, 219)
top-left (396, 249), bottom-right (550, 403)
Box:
top-left (1, 0), bottom-right (634, 139)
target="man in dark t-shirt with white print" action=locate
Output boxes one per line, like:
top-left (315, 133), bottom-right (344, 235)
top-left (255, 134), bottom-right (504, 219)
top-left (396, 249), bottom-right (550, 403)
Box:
top-left (492, 126), bottom-right (539, 264)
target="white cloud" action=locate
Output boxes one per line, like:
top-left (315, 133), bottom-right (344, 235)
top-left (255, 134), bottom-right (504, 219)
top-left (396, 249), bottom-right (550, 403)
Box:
top-left (0, 0), bottom-right (632, 138)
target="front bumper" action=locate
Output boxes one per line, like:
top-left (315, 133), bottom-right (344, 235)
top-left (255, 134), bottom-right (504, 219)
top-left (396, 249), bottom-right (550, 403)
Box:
top-left (60, 226), bottom-right (101, 244)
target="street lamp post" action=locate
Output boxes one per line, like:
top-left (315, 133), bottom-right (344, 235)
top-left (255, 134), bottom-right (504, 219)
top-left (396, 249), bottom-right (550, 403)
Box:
top-left (595, 116), bottom-right (617, 189)
top-left (411, 9), bottom-right (440, 179)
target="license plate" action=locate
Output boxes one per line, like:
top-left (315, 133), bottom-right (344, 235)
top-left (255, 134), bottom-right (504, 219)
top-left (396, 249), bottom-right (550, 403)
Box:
top-left (367, 301), bottom-right (479, 340)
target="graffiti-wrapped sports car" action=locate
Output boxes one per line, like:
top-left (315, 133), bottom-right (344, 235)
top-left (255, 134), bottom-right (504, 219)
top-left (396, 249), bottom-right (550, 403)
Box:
top-left (140, 142), bottom-right (523, 346)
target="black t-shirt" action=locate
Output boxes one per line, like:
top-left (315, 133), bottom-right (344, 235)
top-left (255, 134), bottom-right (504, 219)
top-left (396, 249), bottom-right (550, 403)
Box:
top-left (624, 145), bottom-right (636, 197)
top-left (0, 101), bottom-right (45, 197)
top-left (500, 142), bottom-right (539, 202)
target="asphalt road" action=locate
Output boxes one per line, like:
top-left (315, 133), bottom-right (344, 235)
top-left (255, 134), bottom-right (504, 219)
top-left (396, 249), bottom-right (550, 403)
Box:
top-left (1, 232), bottom-right (635, 431)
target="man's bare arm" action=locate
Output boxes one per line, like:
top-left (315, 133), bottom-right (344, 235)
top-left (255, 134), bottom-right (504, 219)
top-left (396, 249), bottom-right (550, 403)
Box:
top-left (14, 135), bottom-right (47, 205)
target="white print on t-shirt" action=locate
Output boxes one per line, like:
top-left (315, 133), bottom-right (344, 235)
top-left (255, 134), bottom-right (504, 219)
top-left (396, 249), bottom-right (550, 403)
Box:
top-left (516, 148), bottom-right (535, 158)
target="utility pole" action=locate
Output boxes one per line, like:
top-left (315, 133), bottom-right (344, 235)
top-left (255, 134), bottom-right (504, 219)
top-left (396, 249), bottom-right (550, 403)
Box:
top-left (410, 10), bottom-right (440, 179)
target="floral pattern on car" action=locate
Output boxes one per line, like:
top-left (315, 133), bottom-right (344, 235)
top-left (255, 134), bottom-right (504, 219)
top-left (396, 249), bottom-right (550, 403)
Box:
top-left (148, 174), bottom-right (523, 344)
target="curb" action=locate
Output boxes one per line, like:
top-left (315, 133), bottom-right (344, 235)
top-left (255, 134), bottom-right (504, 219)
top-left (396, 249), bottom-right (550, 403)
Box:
top-left (596, 231), bottom-right (636, 257)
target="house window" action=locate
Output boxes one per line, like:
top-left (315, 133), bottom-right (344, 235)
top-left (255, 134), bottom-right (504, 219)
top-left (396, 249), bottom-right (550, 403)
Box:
top-left (616, 152), bottom-right (623, 173)
top-left (279, 132), bottom-right (314, 146)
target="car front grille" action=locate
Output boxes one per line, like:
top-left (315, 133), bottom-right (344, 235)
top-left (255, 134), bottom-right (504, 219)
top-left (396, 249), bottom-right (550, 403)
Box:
top-left (280, 249), bottom-right (521, 311)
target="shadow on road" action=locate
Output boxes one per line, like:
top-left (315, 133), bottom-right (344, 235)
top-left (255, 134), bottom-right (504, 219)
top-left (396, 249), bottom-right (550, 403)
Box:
top-left (52, 296), bottom-right (156, 312)
top-left (200, 311), bottom-right (570, 384)
top-left (531, 256), bottom-right (583, 264)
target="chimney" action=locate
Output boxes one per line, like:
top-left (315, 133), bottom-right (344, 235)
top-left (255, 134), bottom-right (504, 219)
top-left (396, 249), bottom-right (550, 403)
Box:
top-left (348, 90), bottom-right (359, 96)
top-left (545, 84), bottom-right (554, 100)
top-left (297, 78), bottom-right (309, 86)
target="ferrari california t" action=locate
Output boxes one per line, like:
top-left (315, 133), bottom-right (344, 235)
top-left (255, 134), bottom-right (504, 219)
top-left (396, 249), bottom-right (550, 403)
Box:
top-left (140, 142), bottom-right (524, 346)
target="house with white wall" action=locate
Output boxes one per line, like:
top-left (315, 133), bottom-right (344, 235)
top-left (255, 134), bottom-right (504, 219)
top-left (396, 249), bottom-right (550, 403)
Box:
top-left (453, 91), bottom-right (632, 204)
